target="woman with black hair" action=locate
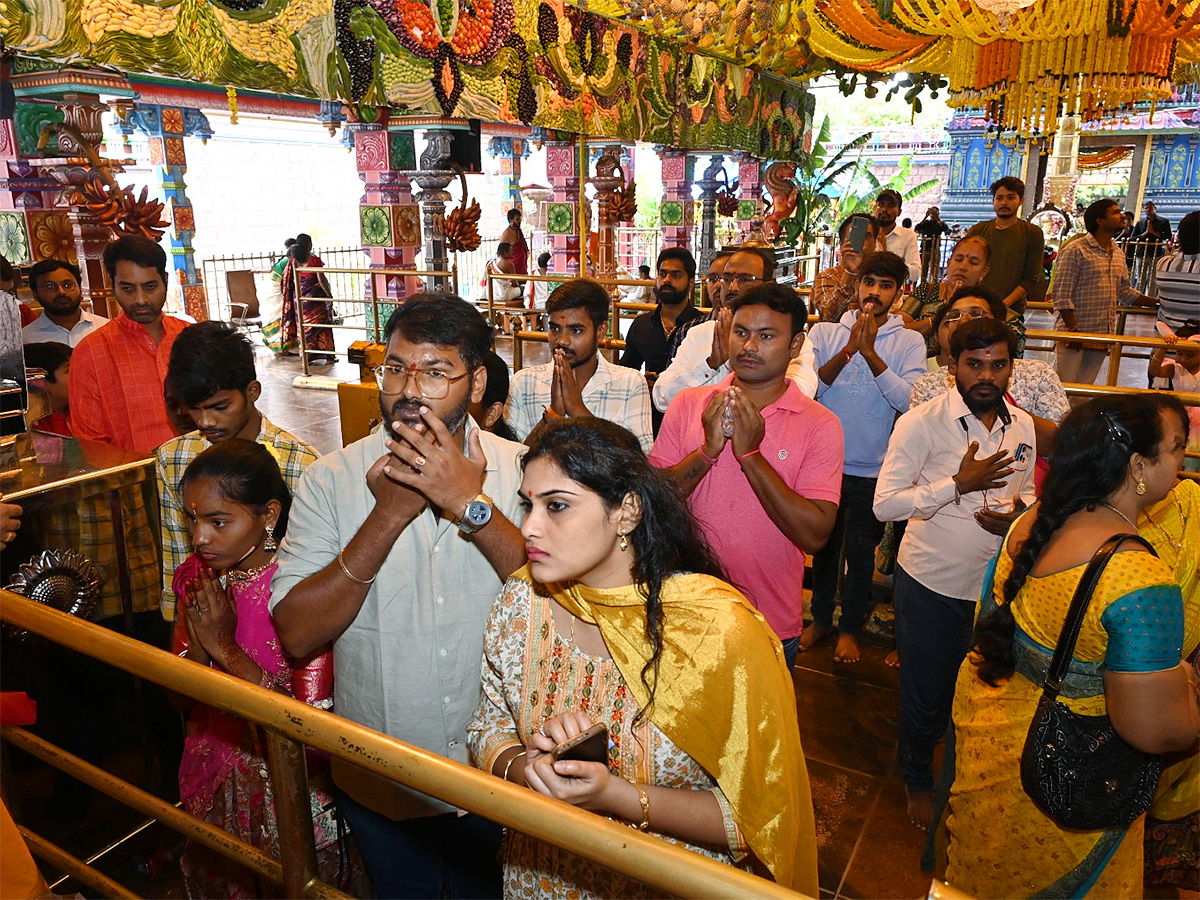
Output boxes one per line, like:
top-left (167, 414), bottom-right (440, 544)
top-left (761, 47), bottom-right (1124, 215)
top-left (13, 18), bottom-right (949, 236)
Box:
top-left (467, 417), bottom-right (817, 898)
top-left (944, 395), bottom-right (1199, 898)
top-left (278, 232), bottom-right (336, 365)
top-left (171, 439), bottom-right (362, 896)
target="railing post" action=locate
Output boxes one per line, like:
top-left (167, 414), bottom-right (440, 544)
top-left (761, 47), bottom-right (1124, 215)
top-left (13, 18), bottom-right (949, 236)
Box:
top-left (264, 731), bottom-right (318, 900)
top-left (294, 266), bottom-right (310, 376)
top-left (370, 268), bottom-right (380, 342)
top-left (1106, 337), bottom-right (1122, 386)
top-left (487, 269), bottom-right (495, 329)
top-left (513, 332), bottom-right (524, 372)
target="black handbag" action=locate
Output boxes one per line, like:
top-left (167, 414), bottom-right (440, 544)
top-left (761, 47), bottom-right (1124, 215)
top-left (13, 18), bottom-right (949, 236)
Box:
top-left (1019, 534), bottom-right (1164, 830)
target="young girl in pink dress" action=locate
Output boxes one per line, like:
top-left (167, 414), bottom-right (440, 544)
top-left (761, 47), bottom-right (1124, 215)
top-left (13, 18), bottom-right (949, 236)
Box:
top-left (171, 439), bottom-right (360, 897)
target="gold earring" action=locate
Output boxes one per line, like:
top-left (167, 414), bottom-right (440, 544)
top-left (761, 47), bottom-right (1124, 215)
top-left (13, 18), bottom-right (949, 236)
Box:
top-left (1136, 478), bottom-right (1147, 496)
top-left (263, 525), bottom-right (278, 552)
top-left (619, 532), bottom-right (628, 552)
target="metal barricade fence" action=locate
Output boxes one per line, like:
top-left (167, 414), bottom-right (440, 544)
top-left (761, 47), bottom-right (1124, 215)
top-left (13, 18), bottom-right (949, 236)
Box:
top-left (0, 591), bottom-right (811, 900)
top-left (199, 248), bottom-right (371, 325)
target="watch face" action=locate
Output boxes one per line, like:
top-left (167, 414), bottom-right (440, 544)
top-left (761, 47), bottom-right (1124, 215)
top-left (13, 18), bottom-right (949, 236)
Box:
top-left (466, 500), bottom-right (491, 526)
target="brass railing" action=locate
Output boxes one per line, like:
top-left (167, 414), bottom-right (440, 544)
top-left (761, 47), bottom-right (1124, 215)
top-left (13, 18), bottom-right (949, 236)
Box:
top-left (0, 591), bottom-right (809, 900)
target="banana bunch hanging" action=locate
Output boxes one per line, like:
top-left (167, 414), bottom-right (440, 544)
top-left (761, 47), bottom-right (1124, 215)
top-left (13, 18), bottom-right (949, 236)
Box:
top-left (443, 164), bottom-right (483, 252)
top-left (76, 178), bottom-right (169, 240)
top-left (606, 178), bottom-right (637, 224)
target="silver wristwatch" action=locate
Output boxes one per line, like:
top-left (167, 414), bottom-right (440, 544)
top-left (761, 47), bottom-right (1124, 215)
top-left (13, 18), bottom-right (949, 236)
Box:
top-left (457, 493), bottom-right (494, 534)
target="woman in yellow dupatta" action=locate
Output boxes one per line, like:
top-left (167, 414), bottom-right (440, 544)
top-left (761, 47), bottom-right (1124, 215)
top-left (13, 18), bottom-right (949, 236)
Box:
top-left (467, 418), bottom-right (818, 899)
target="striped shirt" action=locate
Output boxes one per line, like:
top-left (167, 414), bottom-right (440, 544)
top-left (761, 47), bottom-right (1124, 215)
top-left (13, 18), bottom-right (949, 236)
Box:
top-left (505, 352), bottom-right (654, 453)
top-left (1156, 251), bottom-right (1200, 328)
top-left (155, 418), bottom-right (320, 620)
top-left (69, 312), bottom-right (189, 453)
top-left (1051, 234), bottom-right (1141, 334)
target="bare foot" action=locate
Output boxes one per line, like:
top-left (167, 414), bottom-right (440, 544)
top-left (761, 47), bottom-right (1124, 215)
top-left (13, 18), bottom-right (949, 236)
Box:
top-left (799, 622), bottom-right (831, 652)
top-left (832, 632), bottom-right (861, 664)
top-left (905, 786), bottom-right (935, 832)
top-left (885, 649), bottom-right (900, 669)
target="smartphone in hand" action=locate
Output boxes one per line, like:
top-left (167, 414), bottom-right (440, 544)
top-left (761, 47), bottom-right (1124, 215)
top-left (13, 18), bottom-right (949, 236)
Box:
top-left (550, 722), bottom-right (609, 764)
top-left (847, 216), bottom-right (870, 254)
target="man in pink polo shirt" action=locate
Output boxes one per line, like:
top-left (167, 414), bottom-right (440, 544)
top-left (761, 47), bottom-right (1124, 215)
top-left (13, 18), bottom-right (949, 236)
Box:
top-left (650, 282), bottom-right (844, 669)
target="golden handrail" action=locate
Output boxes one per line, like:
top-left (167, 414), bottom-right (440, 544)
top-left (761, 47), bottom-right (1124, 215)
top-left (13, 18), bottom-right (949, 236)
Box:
top-left (0, 592), bottom-right (808, 900)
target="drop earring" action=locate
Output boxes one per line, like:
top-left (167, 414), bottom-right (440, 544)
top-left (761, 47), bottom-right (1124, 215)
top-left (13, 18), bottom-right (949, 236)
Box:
top-left (263, 525), bottom-right (278, 553)
top-left (618, 532), bottom-right (628, 552)
top-left (1136, 478), bottom-right (1147, 496)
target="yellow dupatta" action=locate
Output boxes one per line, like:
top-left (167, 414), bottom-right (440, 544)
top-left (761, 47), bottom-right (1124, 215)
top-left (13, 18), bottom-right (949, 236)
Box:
top-left (521, 565), bottom-right (819, 895)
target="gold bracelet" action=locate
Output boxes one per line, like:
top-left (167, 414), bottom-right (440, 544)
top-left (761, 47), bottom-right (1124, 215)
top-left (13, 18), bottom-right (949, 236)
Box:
top-left (337, 551), bottom-right (375, 585)
top-left (501, 749), bottom-right (527, 783)
top-left (629, 780), bottom-right (650, 831)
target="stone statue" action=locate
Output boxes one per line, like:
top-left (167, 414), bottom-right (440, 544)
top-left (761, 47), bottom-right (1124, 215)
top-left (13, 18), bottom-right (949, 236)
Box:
top-left (762, 161), bottom-right (798, 242)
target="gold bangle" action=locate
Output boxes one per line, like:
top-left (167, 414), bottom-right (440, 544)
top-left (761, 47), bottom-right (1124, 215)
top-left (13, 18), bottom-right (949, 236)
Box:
top-left (501, 749), bottom-right (526, 783)
top-left (630, 780), bottom-right (650, 831)
top-left (337, 551), bottom-right (375, 585)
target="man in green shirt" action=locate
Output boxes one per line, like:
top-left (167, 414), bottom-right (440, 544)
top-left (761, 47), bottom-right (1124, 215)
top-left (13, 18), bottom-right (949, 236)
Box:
top-left (966, 177), bottom-right (1044, 356)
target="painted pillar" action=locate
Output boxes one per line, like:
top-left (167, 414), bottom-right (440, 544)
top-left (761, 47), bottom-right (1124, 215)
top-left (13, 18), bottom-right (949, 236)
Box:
top-left (736, 154), bottom-right (764, 241)
top-left (588, 148), bottom-right (624, 279)
top-left (544, 138), bottom-right (581, 276)
top-left (355, 126), bottom-right (421, 338)
top-left (1125, 134), bottom-right (1154, 212)
top-left (485, 135), bottom-right (530, 216)
top-left (657, 147), bottom-right (694, 250)
top-left (116, 103), bottom-right (211, 320)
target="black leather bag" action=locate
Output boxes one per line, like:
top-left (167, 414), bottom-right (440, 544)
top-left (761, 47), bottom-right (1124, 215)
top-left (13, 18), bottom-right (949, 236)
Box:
top-left (1019, 534), bottom-right (1163, 830)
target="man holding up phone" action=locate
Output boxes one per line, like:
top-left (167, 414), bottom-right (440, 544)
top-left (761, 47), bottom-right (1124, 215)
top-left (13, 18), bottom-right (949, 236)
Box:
top-left (812, 214), bottom-right (881, 322)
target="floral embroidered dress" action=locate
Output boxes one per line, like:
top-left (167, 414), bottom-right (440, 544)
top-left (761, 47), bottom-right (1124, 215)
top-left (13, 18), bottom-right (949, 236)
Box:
top-left (467, 571), bottom-right (816, 899)
top-left (171, 555), bottom-right (351, 899)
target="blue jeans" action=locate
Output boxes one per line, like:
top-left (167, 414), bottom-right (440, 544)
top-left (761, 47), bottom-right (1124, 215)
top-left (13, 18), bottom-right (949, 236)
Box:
top-left (781, 635), bottom-right (800, 672)
top-left (810, 475), bottom-right (886, 636)
top-left (894, 566), bottom-right (975, 793)
top-left (337, 790), bottom-right (503, 899)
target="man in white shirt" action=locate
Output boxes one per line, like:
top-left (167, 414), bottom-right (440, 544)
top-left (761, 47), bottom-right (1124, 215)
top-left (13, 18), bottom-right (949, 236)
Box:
top-left (874, 316), bottom-right (1037, 832)
top-left (270, 295), bottom-right (526, 898)
top-left (653, 247), bottom-right (817, 412)
top-left (875, 189), bottom-right (921, 284)
top-left (505, 278), bottom-right (654, 452)
top-left (21, 259), bottom-right (108, 347)
top-left (1157, 210), bottom-right (1199, 328)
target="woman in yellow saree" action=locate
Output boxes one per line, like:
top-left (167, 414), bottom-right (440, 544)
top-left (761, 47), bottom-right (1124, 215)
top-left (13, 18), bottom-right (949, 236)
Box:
top-left (467, 418), bottom-right (818, 899)
top-left (945, 395), bottom-right (1199, 899)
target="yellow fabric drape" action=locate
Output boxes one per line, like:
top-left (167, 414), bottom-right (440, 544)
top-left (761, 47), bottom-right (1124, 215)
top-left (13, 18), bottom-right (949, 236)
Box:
top-left (525, 565), bottom-right (818, 895)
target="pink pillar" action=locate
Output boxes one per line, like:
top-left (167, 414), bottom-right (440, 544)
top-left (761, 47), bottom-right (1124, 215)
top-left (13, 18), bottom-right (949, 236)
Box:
top-left (545, 139), bottom-right (581, 276)
top-left (658, 148), bottom-right (694, 249)
top-left (356, 127), bottom-right (422, 337)
top-left (736, 155), bottom-right (764, 240)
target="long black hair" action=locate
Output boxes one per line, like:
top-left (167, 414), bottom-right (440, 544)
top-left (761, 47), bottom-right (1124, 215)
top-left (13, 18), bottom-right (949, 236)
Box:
top-left (973, 394), bottom-right (1184, 685)
top-left (179, 439), bottom-right (293, 539)
top-left (523, 418), bottom-right (727, 717)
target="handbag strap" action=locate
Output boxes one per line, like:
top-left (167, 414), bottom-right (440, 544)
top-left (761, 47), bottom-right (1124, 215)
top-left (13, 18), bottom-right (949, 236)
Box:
top-left (1042, 533), bottom-right (1157, 698)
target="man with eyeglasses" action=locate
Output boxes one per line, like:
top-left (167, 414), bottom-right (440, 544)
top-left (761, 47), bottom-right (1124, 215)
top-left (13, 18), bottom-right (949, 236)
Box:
top-left (22, 258), bottom-right (108, 347)
top-left (653, 247), bottom-right (817, 413)
top-left (271, 295), bottom-right (525, 899)
top-left (620, 248), bottom-right (704, 433)
top-left (662, 250), bottom-right (731, 363)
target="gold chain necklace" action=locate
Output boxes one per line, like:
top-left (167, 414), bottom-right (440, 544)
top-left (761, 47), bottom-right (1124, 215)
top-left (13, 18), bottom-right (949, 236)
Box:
top-left (1138, 491), bottom-right (1184, 552)
top-left (225, 554), bottom-right (278, 585)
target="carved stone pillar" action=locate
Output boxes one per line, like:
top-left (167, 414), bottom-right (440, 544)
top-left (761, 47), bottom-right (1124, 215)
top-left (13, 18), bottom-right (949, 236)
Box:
top-left (588, 149), bottom-right (625, 280)
top-left (694, 155), bottom-right (725, 274)
top-left (657, 147), bottom-right (693, 250)
top-left (545, 139), bottom-right (582, 276)
top-left (356, 126), bottom-right (421, 337)
top-left (401, 126), bottom-right (462, 293)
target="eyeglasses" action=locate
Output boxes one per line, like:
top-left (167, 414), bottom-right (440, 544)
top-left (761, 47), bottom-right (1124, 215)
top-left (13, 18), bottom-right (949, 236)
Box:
top-left (703, 273), bottom-right (724, 284)
top-left (717, 273), bottom-right (762, 286)
top-left (374, 364), bottom-right (470, 399)
top-left (36, 279), bottom-right (78, 293)
top-left (943, 308), bottom-right (992, 324)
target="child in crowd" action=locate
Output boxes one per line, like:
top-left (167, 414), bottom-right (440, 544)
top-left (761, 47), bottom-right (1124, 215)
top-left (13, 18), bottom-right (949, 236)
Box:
top-left (171, 440), bottom-right (362, 897)
top-left (1149, 321), bottom-right (1200, 471)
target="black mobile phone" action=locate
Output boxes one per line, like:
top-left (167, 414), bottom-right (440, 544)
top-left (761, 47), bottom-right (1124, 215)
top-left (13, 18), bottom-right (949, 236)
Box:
top-left (550, 722), bottom-right (609, 764)
top-left (847, 216), bottom-right (870, 254)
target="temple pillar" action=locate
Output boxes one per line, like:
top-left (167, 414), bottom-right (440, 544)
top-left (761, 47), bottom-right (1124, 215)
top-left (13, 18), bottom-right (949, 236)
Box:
top-left (657, 147), bottom-right (694, 250)
top-left (485, 135), bottom-right (531, 217)
top-left (400, 125), bottom-right (466, 293)
top-left (356, 126), bottom-right (421, 337)
top-left (694, 155), bottom-right (725, 274)
top-left (115, 103), bottom-right (211, 320)
top-left (735, 154), bottom-right (763, 240)
top-left (588, 147), bottom-right (625, 279)
top-left (545, 138), bottom-right (582, 276)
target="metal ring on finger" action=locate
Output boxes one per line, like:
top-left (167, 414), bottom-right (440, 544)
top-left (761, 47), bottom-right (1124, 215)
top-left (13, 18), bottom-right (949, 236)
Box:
top-left (413, 455), bottom-right (427, 468)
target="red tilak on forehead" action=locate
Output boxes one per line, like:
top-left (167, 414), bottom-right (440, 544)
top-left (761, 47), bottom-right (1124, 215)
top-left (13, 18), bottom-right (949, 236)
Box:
top-left (983, 347), bottom-right (992, 359)
top-left (190, 502), bottom-right (198, 513)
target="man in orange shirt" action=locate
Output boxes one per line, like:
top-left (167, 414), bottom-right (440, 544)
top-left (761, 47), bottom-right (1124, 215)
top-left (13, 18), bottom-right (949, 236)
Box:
top-left (69, 236), bottom-right (188, 454)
